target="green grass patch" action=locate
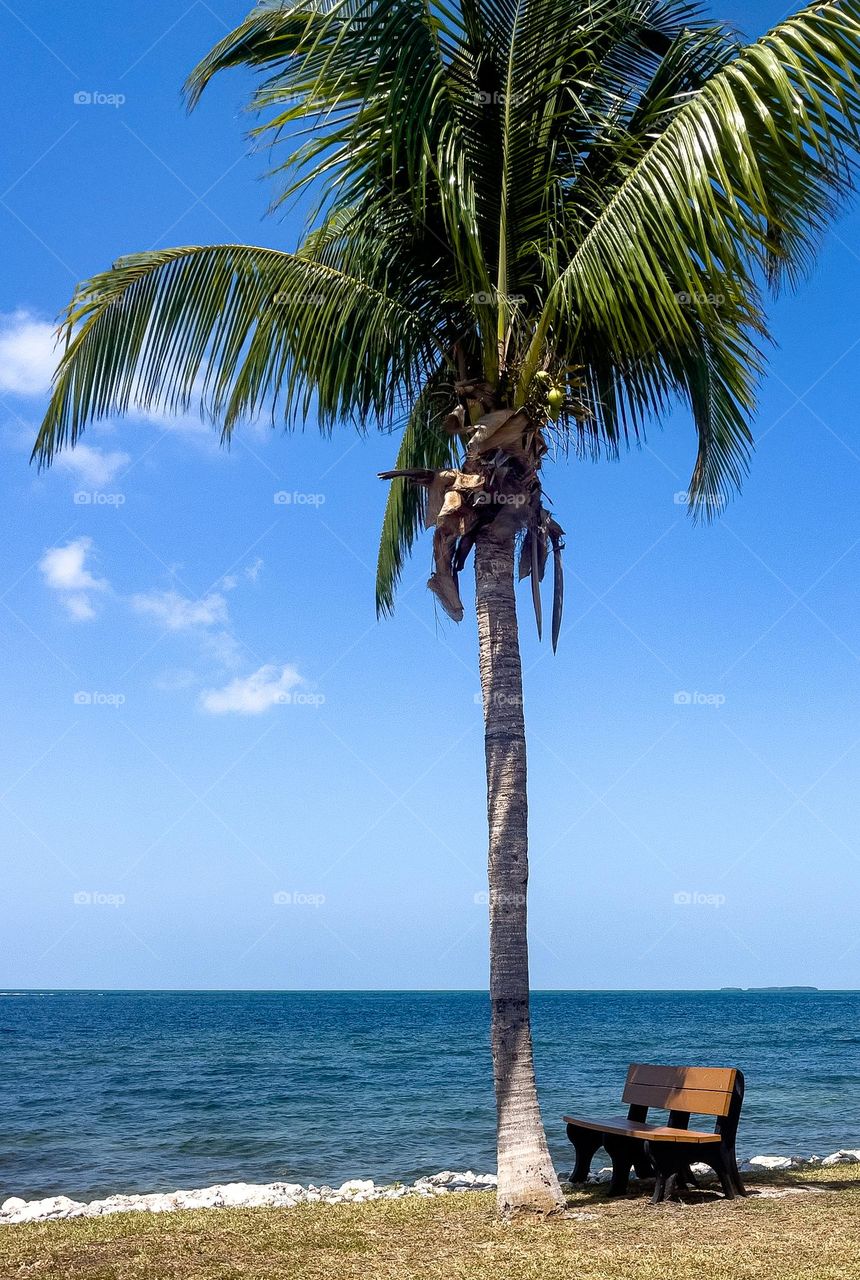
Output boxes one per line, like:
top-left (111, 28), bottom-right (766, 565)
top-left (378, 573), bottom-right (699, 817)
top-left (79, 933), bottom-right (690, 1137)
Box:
top-left (3, 1167), bottom-right (859, 1280)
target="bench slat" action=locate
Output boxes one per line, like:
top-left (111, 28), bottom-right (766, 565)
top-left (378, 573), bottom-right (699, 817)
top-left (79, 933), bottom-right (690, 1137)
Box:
top-left (622, 1064), bottom-right (736, 1116)
top-left (621, 1083), bottom-right (733, 1116)
top-left (564, 1115), bottom-right (721, 1144)
top-left (625, 1064), bottom-right (737, 1093)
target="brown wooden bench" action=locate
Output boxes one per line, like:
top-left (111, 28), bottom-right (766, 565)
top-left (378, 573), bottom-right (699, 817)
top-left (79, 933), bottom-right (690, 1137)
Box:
top-left (564, 1063), bottom-right (746, 1203)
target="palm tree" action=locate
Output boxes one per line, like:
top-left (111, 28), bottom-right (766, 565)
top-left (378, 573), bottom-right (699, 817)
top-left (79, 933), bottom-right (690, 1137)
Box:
top-left (33, 0), bottom-right (860, 1214)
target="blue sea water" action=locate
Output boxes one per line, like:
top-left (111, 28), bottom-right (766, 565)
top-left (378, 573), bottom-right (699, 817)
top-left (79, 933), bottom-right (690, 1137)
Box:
top-left (1, 990), bottom-right (858, 1201)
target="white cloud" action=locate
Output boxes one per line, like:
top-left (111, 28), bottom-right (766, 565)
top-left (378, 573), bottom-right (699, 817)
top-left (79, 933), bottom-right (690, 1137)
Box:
top-left (54, 443), bottom-right (130, 487)
top-left (245, 558), bottom-right (264, 583)
top-left (129, 589), bottom-right (229, 632)
top-left (200, 664), bottom-right (302, 715)
top-left (38, 536), bottom-right (108, 619)
top-left (64, 594), bottom-right (97, 621)
top-left (0, 311), bottom-right (57, 396)
top-left (202, 629), bottom-right (245, 669)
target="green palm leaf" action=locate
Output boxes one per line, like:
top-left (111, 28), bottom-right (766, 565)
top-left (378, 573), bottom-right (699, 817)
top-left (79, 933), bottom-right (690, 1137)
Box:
top-left (33, 244), bottom-right (443, 466)
top-left (34, 0), bottom-right (860, 598)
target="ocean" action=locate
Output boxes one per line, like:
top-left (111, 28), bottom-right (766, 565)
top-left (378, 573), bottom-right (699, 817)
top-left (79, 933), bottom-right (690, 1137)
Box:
top-left (1, 990), bottom-right (858, 1201)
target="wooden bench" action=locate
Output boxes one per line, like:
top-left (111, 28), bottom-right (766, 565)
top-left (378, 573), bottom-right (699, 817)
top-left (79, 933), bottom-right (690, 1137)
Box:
top-left (564, 1063), bottom-right (746, 1203)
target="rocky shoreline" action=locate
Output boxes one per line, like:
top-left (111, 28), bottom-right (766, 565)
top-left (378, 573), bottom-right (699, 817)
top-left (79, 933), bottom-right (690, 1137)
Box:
top-left (2, 1151), bottom-right (859, 1225)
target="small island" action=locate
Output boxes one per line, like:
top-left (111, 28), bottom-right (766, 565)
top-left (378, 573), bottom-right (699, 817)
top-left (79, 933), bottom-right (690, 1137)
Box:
top-left (720, 987), bottom-right (819, 993)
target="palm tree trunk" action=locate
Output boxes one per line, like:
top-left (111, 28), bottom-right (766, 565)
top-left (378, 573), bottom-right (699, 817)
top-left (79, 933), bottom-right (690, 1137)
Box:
top-left (474, 527), bottom-right (565, 1216)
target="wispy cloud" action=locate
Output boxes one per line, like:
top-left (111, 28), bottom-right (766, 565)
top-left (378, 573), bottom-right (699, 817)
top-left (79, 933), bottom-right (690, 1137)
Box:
top-left (129, 589), bottom-right (230, 632)
top-left (38, 536), bottom-right (108, 620)
top-left (132, 584), bottom-right (246, 674)
top-left (200, 664), bottom-right (302, 715)
top-left (54, 443), bottom-right (130, 487)
top-left (0, 311), bottom-right (56, 396)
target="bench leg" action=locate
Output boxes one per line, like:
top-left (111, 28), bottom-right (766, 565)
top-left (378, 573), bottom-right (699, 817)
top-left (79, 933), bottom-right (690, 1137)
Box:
top-left (653, 1170), bottom-right (679, 1204)
top-left (705, 1145), bottom-right (738, 1201)
top-left (727, 1145), bottom-right (747, 1197)
top-left (602, 1136), bottom-right (639, 1197)
top-left (646, 1142), bottom-right (686, 1204)
top-left (565, 1124), bottom-right (603, 1184)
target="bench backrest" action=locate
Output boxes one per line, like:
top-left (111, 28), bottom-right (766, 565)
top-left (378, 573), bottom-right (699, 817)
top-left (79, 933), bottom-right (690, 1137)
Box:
top-left (622, 1063), bottom-right (738, 1118)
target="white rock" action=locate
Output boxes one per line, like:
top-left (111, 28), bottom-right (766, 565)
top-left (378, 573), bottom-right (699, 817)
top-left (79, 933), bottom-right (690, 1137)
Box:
top-left (822, 1150), bottom-right (860, 1166)
top-left (138, 1194), bottom-right (177, 1214)
top-left (217, 1183), bottom-right (274, 1209)
top-left (11, 1195), bottom-right (87, 1223)
top-left (337, 1179), bottom-right (375, 1196)
top-left (1, 1198), bottom-right (26, 1214)
top-left (172, 1186), bottom-right (225, 1210)
top-left (689, 1163), bottom-right (718, 1179)
top-left (272, 1182), bottom-right (305, 1197)
top-left (748, 1155), bottom-right (793, 1171)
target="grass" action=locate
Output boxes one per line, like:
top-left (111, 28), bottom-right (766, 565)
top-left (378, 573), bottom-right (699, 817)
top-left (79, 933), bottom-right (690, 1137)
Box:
top-left (3, 1167), bottom-right (859, 1280)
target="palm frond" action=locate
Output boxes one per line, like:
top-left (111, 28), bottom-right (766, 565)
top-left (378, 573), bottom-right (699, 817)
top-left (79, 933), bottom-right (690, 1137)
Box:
top-left (514, 0), bottom-right (860, 498)
top-left (33, 244), bottom-right (443, 466)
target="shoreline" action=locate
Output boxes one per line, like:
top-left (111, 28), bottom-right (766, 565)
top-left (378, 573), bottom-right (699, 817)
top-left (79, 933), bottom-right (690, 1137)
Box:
top-left (3, 1150), bottom-right (859, 1226)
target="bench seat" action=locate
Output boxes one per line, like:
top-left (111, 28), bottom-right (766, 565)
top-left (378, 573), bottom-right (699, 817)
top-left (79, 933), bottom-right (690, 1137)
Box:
top-left (563, 1114), bottom-right (721, 1144)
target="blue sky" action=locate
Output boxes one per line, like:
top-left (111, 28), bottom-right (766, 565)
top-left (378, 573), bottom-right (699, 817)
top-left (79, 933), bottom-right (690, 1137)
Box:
top-left (1, 0), bottom-right (859, 992)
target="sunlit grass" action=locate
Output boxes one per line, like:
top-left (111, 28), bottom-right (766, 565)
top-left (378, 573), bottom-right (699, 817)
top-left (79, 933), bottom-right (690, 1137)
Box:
top-left (4, 1166), bottom-right (859, 1280)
